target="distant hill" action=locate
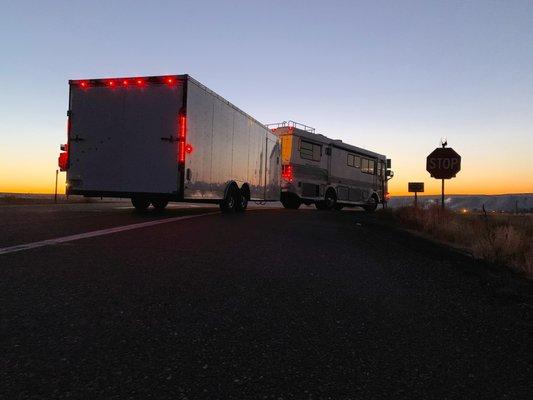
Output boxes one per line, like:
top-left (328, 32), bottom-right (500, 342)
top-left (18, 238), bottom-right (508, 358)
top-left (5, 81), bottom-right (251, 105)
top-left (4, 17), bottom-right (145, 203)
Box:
top-left (389, 194), bottom-right (533, 213)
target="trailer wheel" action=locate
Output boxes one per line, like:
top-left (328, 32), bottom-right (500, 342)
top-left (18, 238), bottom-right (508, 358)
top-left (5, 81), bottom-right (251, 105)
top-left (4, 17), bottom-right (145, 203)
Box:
top-left (235, 189), bottom-right (248, 212)
top-left (281, 193), bottom-right (301, 209)
top-left (131, 197), bottom-right (150, 212)
top-left (220, 186), bottom-right (238, 213)
top-left (363, 195), bottom-right (378, 213)
top-left (151, 199), bottom-right (169, 211)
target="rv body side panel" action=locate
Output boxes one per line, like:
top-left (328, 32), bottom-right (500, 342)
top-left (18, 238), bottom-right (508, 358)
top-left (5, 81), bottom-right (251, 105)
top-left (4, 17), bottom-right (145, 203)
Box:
top-left (329, 146), bottom-right (376, 202)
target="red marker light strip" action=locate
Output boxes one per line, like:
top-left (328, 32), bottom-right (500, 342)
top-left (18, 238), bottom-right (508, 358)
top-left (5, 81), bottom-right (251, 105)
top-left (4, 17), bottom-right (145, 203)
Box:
top-left (178, 114), bottom-right (187, 163)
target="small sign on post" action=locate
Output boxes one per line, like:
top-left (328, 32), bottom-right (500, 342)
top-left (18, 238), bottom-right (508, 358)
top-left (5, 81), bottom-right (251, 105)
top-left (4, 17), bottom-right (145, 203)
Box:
top-left (426, 140), bottom-right (461, 209)
top-left (408, 182), bottom-right (424, 207)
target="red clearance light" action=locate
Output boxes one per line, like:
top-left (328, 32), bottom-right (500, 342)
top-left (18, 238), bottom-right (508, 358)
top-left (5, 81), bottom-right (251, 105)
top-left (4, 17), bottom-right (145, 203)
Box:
top-left (166, 77), bottom-right (174, 84)
top-left (178, 114), bottom-right (187, 163)
top-left (107, 80), bottom-right (115, 87)
top-left (58, 152), bottom-right (69, 171)
top-left (122, 80), bottom-right (129, 86)
top-left (136, 79), bottom-right (145, 86)
top-left (80, 81), bottom-right (88, 88)
top-left (185, 144), bottom-right (193, 154)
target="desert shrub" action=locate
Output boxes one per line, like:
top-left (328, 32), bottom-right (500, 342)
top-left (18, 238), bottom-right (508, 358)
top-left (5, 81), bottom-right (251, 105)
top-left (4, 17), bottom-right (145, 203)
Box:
top-left (383, 206), bottom-right (533, 279)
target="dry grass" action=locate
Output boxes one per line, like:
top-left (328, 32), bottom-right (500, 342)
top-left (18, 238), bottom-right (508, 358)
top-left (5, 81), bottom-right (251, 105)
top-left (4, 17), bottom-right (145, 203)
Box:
top-left (379, 206), bottom-right (533, 279)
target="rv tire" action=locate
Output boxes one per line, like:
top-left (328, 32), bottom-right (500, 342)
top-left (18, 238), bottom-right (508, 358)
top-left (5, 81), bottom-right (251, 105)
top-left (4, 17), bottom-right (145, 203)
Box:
top-left (281, 193), bottom-right (301, 209)
top-left (363, 195), bottom-right (378, 213)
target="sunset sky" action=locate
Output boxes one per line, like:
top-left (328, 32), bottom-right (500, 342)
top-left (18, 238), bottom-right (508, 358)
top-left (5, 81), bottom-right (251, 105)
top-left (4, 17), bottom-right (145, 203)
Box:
top-left (1, 0), bottom-right (532, 196)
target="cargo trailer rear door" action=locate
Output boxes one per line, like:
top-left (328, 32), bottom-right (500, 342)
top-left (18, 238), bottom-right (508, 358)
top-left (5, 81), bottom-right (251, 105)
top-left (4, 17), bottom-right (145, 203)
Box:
top-left (68, 81), bottom-right (185, 196)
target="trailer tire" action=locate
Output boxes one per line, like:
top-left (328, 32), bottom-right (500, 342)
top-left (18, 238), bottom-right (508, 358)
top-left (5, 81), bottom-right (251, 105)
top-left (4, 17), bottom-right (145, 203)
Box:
top-left (220, 186), bottom-right (238, 213)
top-left (152, 199), bottom-right (169, 211)
top-left (281, 193), bottom-right (301, 209)
top-left (363, 194), bottom-right (378, 213)
top-left (235, 188), bottom-right (248, 213)
top-left (131, 197), bottom-right (150, 212)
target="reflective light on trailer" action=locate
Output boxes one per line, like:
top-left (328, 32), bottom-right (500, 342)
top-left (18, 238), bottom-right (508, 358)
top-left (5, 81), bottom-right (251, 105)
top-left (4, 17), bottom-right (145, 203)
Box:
top-left (73, 76), bottom-right (180, 89)
top-left (185, 143), bottom-right (193, 154)
top-left (178, 114), bottom-right (187, 163)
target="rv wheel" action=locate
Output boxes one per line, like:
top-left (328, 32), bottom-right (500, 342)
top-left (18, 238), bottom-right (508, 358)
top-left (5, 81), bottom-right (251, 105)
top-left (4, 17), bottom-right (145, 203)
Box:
top-left (323, 189), bottom-right (337, 210)
top-left (152, 199), bottom-right (169, 211)
top-left (131, 197), bottom-right (150, 212)
top-left (363, 195), bottom-right (378, 212)
top-left (220, 186), bottom-right (238, 213)
top-left (281, 193), bottom-right (301, 209)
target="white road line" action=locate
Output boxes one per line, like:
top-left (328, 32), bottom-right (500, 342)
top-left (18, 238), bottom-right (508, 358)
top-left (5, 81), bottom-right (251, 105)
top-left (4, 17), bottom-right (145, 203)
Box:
top-left (0, 211), bottom-right (220, 256)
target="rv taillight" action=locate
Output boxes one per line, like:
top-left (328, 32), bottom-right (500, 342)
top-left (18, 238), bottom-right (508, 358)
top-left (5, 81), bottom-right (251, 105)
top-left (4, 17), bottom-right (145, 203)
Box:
top-left (281, 164), bottom-right (293, 182)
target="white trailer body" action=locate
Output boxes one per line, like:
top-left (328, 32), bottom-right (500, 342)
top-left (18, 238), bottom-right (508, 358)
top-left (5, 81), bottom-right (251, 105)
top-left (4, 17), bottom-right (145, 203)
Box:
top-left (60, 75), bottom-right (280, 211)
top-left (269, 121), bottom-right (392, 211)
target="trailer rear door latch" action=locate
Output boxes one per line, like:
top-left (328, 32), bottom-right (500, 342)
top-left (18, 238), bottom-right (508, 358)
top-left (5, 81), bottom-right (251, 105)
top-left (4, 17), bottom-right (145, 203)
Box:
top-left (161, 135), bottom-right (176, 143)
top-left (69, 135), bottom-right (85, 142)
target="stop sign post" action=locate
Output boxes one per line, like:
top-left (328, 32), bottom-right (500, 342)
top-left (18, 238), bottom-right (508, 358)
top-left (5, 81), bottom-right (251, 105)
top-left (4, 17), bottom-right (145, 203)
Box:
top-left (426, 144), bottom-right (461, 209)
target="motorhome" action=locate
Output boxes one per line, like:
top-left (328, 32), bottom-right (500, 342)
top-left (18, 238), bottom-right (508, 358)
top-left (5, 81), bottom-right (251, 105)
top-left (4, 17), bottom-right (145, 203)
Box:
top-left (268, 121), bottom-right (392, 211)
top-left (58, 75), bottom-right (280, 213)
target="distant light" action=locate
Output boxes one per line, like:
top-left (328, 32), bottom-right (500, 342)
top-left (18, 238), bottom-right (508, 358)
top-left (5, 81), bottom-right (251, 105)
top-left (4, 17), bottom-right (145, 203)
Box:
top-left (461, 208), bottom-right (468, 213)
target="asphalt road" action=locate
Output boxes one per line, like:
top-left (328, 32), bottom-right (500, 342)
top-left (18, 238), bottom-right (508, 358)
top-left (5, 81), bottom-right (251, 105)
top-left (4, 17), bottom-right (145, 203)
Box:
top-left (1, 203), bottom-right (532, 399)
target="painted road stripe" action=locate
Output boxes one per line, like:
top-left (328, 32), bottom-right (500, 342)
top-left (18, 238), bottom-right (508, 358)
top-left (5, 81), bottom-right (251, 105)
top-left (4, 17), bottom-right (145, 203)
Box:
top-left (0, 211), bottom-right (220, 256)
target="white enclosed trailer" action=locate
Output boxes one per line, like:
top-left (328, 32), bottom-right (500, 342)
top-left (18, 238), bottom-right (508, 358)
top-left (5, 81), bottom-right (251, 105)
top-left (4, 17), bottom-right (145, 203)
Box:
top-left (268, 121), bottom-right (392, 211)
top-left (59, 75), bottom-right (280, 212)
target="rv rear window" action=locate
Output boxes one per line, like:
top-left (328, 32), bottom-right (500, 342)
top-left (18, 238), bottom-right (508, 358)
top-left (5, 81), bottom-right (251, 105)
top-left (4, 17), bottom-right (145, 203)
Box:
top-left (300, 140), bottom-right (321, 161)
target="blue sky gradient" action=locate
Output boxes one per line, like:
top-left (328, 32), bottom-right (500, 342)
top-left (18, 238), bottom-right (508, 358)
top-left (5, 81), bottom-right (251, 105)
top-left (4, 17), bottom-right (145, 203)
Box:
top-left (1, 0), bottom-right (532, 194)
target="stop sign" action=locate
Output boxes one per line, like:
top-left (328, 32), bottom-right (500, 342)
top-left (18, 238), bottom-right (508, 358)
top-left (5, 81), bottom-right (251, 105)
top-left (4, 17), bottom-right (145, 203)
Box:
top-left (426, 147), bottom-right (461, 179)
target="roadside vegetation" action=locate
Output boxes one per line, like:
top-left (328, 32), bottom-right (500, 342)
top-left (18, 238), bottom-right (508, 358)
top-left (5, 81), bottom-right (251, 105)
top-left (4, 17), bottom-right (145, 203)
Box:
top-left (378, 206), bottom-right (533, 279)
